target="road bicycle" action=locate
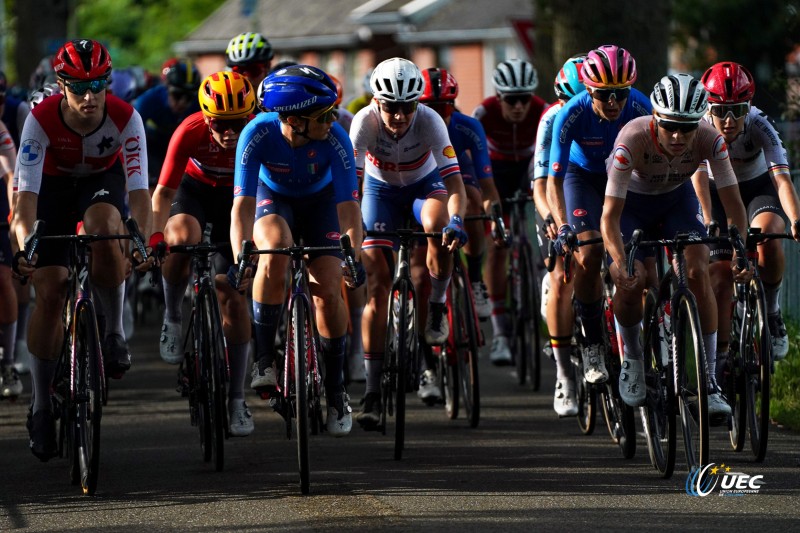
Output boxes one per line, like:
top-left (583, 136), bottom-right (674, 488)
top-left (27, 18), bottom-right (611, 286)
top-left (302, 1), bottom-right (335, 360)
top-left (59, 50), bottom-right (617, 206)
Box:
top-left (23, 218), bottom-right (147, 495)
top-left (167, 242), bottom-right (231, 472)
top-left (238, 235), bottom-right (356, 493)
top-left (633, 230), bottom-right (728, 477)
top-left (504, 190), bottom-right (542, 390)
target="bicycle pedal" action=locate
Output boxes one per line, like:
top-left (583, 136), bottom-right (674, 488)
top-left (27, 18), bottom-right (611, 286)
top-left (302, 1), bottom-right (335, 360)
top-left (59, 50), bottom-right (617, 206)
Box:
top-left (709, 413), bottom-right (730, 428)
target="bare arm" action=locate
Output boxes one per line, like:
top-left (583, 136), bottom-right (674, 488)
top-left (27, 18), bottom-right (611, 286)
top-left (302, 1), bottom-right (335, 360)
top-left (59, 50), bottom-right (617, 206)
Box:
top-left (600, 195), bottom-right (628, 270)
top-left (128, 188), bottom-right (153, 239)
top-left (151, 184), bottom-right (178, 235)
top-left (336, 200), bottom-right (363, 259)
top-left (691, 167), bottom-right (714, 227)
top-left (546, 174), bottom-right (569, 228)
top-left (443, 173), bottom-right (467, 220)
top-left (230, 195), bottom-right (256, 261)
top-left (771, 170), bottom-right (800, 232)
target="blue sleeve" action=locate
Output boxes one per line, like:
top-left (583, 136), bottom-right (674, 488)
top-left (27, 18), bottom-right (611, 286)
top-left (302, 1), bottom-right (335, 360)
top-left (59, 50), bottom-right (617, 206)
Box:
top-left (234, 115), bottom-right (272, 198)
top-left (451, 114), bottom-right (493, 180)
top-left (549, 96), bottom-right (585, 179)
top-left (327, 123), bottom-right (358, 203)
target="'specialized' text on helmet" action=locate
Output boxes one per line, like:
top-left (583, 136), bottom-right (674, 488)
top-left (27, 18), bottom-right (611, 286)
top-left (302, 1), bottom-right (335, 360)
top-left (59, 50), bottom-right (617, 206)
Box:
top-left (260, 65), bottom-right (337, 116)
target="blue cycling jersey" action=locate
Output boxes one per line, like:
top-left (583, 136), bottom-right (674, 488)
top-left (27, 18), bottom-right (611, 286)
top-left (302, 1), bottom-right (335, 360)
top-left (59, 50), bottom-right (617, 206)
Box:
top-left (234, 111), bottom-right (358, 203)
top-left (548, 89), bottom-right (652, 177)
top-left (447, 111), bottom-right (493, 181)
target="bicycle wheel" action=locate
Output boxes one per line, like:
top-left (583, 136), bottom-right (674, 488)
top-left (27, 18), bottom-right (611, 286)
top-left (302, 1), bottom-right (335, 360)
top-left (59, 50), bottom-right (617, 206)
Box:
top-left (573, 351), bottom-right (596, 435)
top-left (390, 280), bottom-right (413, 460)
top-left (439, 344), bottom-right (459, 420)
top-left (600, 302), bottom-right (636, 459)
top-left (520, 242), bottom-right (541, 391)
top-left (200, 287), bottom-right (227, 472)
top-left (640, 288), bottom-right (676, 478)
top-left (674, 291), bottom-right (709, 473)
top-left (743, 279), bottom-right (770, 461)
top-left (453, 266), bottom-right (481, 428)
top-left (288, 296), bottom-right (311, 494)
top-left (74, 301), bottom-right (103, 495)
top-left (726, 299), bottom-right (747, 452)
top-left (193, 303), bottom-right (213, 464)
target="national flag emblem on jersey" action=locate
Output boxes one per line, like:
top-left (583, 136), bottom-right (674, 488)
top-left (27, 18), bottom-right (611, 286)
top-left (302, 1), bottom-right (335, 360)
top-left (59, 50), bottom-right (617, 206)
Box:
top-left (443, 145), bottom-right (456, 158)
top-left (307, 163), bottom-right (318, 174)
top-left (19, 139), bottom-right (44, 166)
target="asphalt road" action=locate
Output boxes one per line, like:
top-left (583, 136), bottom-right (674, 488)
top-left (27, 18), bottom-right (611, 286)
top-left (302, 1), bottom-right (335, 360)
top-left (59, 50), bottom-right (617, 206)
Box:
top-left (2, 316), bottom-right (799, 532)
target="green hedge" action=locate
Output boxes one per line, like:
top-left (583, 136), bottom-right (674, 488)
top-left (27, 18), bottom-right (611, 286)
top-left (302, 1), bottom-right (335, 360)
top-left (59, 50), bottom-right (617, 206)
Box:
top-left (771, 319), bottom-right (800, 430)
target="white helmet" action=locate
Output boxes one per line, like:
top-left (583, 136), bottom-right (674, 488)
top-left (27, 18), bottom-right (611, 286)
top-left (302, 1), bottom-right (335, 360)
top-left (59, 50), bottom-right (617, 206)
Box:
top-left (28, 82), bottom-right (62, 109)
top-left (370, 58), bottom-right (425, 102)
top-left (650, 73), bottom-right (708, 121)
top-left (493, 58), bottom-right (538, 93)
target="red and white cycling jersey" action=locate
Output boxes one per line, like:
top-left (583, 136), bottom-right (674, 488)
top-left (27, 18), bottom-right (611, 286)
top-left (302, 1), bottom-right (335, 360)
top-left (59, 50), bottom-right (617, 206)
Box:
top-left (698, 105), bottom-right (790, 183)
top-left (15, 93), bottom-right (148, 194)
top-left (606, 116), bottom-right (737, 197)
top-left (349, 102), bottom-right (460, 187)
top-left (0, 121), bottom-right (14, 177)
top-left (472, 95), bottom-right (547, 162)
top-left (158, 111), bottom-right (241, 189)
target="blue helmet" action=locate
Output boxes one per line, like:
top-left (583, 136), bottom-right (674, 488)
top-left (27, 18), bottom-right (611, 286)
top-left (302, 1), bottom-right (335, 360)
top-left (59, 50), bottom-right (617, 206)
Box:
top-left (260, 65), bottom-right (337, 115)
top-left (554, 54), bottom-right (586, 100)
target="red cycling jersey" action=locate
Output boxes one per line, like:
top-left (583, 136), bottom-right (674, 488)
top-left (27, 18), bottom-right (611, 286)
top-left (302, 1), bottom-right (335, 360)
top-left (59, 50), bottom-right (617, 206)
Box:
top-left (472, 95), bottom-right (548, 162)
top-left (157, 111), bottom-right (243, 189)
top-left (15, 93), bottom-right (148, 194)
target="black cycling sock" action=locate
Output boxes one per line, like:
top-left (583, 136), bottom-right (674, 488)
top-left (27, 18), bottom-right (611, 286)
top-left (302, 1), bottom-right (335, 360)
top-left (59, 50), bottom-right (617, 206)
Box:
top-left (466, 253), bottom-right (484, 284)
top-left (575, 298), bottom-right (604, 345)
top-left (320, 335), bottom-right (347, 395)
top-left (252, 301), bottom-right (284, 366)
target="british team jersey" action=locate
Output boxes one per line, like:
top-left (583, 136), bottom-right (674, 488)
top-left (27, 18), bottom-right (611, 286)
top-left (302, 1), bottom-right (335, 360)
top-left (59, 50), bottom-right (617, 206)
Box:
top-left (349, 102), bottom-right (460, 187)
top-left (15, 93), bottom-right (148, 194)
top-left (605, 116), bottom-right (737, 197)
top-left (472, 95), bottom-right (547, 162)
top-left (158, 111), bottom-right (242, 189)
top-left (549, 89), bottom-right (652, 178)
top-left (698, 105), bottom-right (790, 183)
top-left (234, 111), bottom-right (358, 203)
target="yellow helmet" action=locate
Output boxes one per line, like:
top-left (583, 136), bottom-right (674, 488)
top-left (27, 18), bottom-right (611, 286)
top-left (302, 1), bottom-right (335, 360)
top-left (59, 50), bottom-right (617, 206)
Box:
top-left (198, 71), bottom-right (255, 119)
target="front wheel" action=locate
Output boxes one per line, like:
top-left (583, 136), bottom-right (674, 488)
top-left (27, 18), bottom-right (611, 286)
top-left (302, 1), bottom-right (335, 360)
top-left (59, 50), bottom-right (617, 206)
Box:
top-left (573, 350), bottom-right (596, 435)
top-left (453, 267), bottom-right (481, 428)
top-left (743, 279), bottom-right (770, 461)
top-left (74, 302), bottom-right (103, 495)
top-left (289, 297), bottom-right (311, 494)
top-left (202, 288), bottom-right (228, 472)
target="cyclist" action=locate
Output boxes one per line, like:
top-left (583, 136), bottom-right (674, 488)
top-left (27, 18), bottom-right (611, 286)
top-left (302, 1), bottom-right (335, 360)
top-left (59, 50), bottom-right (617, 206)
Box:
top-left (231, 65), bottom-right (364, 437)
top-left (420, 67), bottom-right (503, 321)
top-left (345, 70), bottom-right (373, 115)
top-left (350, 57), bottom-right (467, 428)
top-left (694, 62), bottom-right (800, 371)
top-left (601, 73), bottom-right (748, 420)
top-left (330, 74), bottom-right (354, 133)
top-left (529, 55), bottom-right (586, 416)
top-left (135, 59), bottom-right (201, 191)
top-left (226, 32), bottom-right (274, 89)
top-left (1, 71), bottom-right (31, 148)
top-left (0, 117), bottom-right (20, 399)
top-left (546, 44), bottom-right (651, 385)
top-left (152, 71), bottom-right (257, 437)
top-left (12, 39), bottom-right (153, 460)
top-left (473, 58), bottom-right (547, 365)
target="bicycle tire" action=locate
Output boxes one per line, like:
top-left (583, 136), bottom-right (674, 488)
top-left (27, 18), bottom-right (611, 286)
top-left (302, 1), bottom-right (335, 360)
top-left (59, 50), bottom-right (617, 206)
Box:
top-left (727, 300), bottom-right (747, 452)
top-left (201, 287), bottom-right (227, 472)
top-left (440, 344), bottom-right (459, 420)
top-left (74, 301), bottom-right (103, 495)
top-left (640, 287), bottom-right (676, 478)
top-left (674, 291), bottom-right (709, 473)
top-left (193, 301), bottom-right (213, 464)
top-left (394, 280), bottom-right (413, 460)
top-left (743, 279), bottom-right (770, 461)
top-left (453, 265), bottom-right (481, 428)
top-left (510, 245), bottom-right (527, 385)
top-left (573, 351), bottom-right (596, 435)
top-left (290, 296), bottom-right (311, 494)
top-left (521, 242), bottom-right (541, 391)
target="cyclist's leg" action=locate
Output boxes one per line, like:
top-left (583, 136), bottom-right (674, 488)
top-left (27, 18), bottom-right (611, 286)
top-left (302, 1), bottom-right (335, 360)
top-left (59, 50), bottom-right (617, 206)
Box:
top-left (707, 185), bottom-right (734, 378)
top-left (548, 257), bottom-right (578, 415)
top-left (752, 209), bottom-right (789, 359)
top-left (462, 176), bottom-right (490, 319)
top-left (419, 193), bottom-right (452, 346)
top-left (0, 191), bottom-right (19, 393)
top-left (13, 279), bottom-right (32, 374)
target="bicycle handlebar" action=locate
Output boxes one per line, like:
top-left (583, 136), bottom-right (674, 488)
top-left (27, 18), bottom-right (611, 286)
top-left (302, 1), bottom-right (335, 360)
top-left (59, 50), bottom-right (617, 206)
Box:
top-left (339, 233), bottom-right (358, 283)
top-left (24, 218), bottom-right (149, 264)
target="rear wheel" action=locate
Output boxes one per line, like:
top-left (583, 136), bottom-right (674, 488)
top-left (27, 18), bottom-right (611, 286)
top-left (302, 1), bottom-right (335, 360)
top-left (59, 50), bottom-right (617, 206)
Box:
top-left (600, 303), bottom-right (635, 459)
top-left (453, 266), bottom-right (481, 428)
top-left (520, 244), bottom-right (541, 391)
top-left (743, 279), bottom-right (770, 461)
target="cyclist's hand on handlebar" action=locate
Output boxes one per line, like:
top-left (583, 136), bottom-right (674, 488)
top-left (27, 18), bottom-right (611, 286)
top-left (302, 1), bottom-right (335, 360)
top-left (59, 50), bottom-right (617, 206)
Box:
top-left (731, 250), bottom-right (754, 283)
top-left (609, 260), bottom-right (639, 292)
top-left (147, 232), bottom-right (169, 267)
top-left (552, 224), bottom-right (572, 256)
top-left (443, 215), bottom-right (468, 252)
top-left (543, 214), bottom-right (558, 241)
top-left (11, 251), bottom-right (36, 282)
top-left (341, 259), bottom-right (366, 289)
top-left (227, 262), bottom-right (255, 293)
top-left (792, 218), bottom-right (800, 242)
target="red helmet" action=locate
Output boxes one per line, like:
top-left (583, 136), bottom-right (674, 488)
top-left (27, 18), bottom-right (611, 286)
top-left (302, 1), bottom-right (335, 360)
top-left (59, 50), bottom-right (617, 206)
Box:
top-left (53, 39), bottom-right (112, 80)
top-left (420, 68), bottom-right (458, 102)
top-left (700, 62), bottom-right (755, 104)
top-left (328, 74), bottom-right (344, 106)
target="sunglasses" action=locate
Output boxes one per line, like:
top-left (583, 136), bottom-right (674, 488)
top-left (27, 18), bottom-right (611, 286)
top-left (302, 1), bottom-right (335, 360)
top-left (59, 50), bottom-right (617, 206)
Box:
top-left (168, 88), bottom-right (194, 101)
top-left (231, 63), bottom-right (267, 80)
top-left (379, 100), bottom-right (418, 115)
top-left (500, 93), bottom-right (532, 106)
top-left (589, 87), bottom-right (631, 102)
top-left (64, 78), bottom-right (108, 96)
top-left (709, 102), bottom-right (749, 120)
top-left (656, 117), bottom-right (700, 133)
top-left (208, 118), bottom-right (249, 133)
top-left (424, 101), bottom-right (455, 118)
top-left (301, 104), bottom-right (338, 124)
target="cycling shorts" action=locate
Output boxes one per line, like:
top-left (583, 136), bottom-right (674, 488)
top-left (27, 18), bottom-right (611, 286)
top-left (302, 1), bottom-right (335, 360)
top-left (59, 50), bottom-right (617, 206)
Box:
top-left (34, 164), bottom-right (128, 268)
top-left (0, 189), bottom-right (10, 266)
top-left (171, 176), bottom-right (235, 266)
top-left (491, 158), bottom-right (531, 207)
top-left (255, 181), bottom-right (343, 261)
top-left (707, 171), bottom-right (786, 263)
top-left (614, 181), bottom-right (706, 264)
top-left (563, 164), bottom-right (606, 233)
top-left (361, 168), bottom-right (446, 251)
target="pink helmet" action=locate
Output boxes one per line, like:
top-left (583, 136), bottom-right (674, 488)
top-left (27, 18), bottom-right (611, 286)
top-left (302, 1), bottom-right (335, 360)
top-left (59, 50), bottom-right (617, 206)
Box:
top-left (581, 45), bottom-right (637, 89)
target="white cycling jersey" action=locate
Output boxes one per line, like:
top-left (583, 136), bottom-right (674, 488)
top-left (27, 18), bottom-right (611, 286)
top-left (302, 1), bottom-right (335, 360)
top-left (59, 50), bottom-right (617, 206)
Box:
top-left (529, 101), bottom-right (563, 182)
top-left (698, 105), bottom-right (790, 183)
top-left (349, 101), bottom-right (460, 187)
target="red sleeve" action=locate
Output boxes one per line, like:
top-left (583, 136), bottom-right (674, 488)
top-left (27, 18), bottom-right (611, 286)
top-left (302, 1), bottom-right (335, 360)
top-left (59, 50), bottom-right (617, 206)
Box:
top-left (157, 112), bottom-right (206, 189)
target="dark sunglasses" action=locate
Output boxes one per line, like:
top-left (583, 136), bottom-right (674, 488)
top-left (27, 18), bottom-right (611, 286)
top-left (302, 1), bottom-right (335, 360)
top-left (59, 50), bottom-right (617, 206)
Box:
top-left (589, 87), bottom-right (631, 102)
top-left (168, 88), bottom-right (194, 101)
top-left (709, 103), bottom-right (749, 120)
top-left (231, 63), bottom-right (267, 80)
top-left (656, 117), bottom-right (700, 133)
top-left (208, 118), bottom-right (249, 133)
top-left (64, 78), bottom-right (109, 96)
top-left (301, 104), bottom-right (338, 124)
top-left (500, 93), bottom-right (532, 106)
top-left (380, 100), bottom-right (418, 115)
top-left (424, 101), bottom-right (455, 117)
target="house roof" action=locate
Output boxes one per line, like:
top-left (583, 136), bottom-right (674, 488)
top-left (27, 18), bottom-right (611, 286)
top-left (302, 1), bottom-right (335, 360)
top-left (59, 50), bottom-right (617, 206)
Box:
top-left (174, 0), bottom-right (533, 55)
